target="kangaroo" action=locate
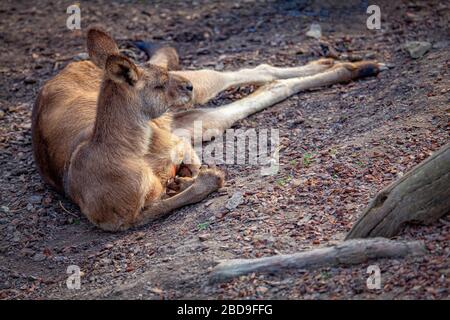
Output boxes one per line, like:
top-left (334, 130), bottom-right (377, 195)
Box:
top-left (32, 28), bottom-right (383, 231)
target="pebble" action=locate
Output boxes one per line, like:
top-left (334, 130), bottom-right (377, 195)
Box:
top-left (256, 286), bottom-right (269, 295)
top-left (12, 231), bottom-right (21, 242)
top-left (73, 52), bottom-right (89, 61)
top-left (225, 191), bottom-right (244, 210)
top-left (29, 195), bottom-right (42, 204)
top-left (253, 234), bottom-right (275, 244)
top-left (24, 77), bottom-right (36, 84)
top-left (291, 178), bottom-right (304, 187)
top-left (32, 253), bottom-right (46, 262)
top-left (215, 62), bottom-right (224, 71)
top-left (53, 256), bottom-right (68, 262)
top-left (306, 23), bottom-right (322, 39)
top-left (0, 280), bottom-right (12, 290)
top-left (198, 233), bottom-right (211, 242)
top-left (404, 41), bottom-right (431, 59)
top-left (364, 52), bottom-right (377, 59)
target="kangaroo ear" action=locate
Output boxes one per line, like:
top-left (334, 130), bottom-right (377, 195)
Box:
top-left (105, 55), bottom-right (139, 86)
top-left (87, 28), bottom-right (120, 68)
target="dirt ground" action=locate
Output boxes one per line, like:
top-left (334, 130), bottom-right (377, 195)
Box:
top-left (0, 0), bottom-right (448, 300)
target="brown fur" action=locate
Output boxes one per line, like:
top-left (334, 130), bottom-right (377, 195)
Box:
top-left (32, 28), bottom-right (213, 231)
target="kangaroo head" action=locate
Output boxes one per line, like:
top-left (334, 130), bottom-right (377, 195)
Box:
top-left (87, 28), bottom-right (193, 119)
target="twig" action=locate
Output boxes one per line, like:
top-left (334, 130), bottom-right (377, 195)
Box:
top-left (59, 201), bottom-right (79, 218)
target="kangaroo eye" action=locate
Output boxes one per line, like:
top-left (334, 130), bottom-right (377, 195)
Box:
top-left (154, 84), bottom-right (165, 90)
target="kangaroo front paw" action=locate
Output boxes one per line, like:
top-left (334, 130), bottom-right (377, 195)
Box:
top-left (177, 163), bottom-right (201, 178)
top-left (167, 176), bottom-right (195, 194)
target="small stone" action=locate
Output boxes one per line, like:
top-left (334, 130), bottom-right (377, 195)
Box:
top-left (204, 199), bottom-right (215, 207)
top-left (225, 191), bottom-right (244, 210)
top-left (12, 231), bottom-right (21, 242)
top-left (196, 47), bottom-right (210, 55)
top-left (385, 63), bottom-right (395, 69)
top-left (73, 52), bottom-right (89, 61)
top-left (32, 253), bottom-right (46, 262)
top-left (29, 195), bottom-right (42, 204)
top-left (253, 234), bottom-right (275, 244)
top-left (364, 52), bottom-right (376, 59)
top-left (53, 256), bottom-right (68, 262)
top-left (215, 62), bottom-right (224, 71)
top-left (404, 41), bottom-right (431, 59)
top-left (24, 77), bottom-right (36, 84)
top-left (291, 178), bottom-right (304, 187)
top-left (306, 23), bottom-right (322, 39)
top-left (147, 287), bottom-right (164, 294)
top-left (256, 286), bottom-right (269, 295)
top-left (198, 233), bottom-right (211, 242)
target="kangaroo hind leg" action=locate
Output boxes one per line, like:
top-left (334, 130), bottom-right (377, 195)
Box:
top-left (172, 61), bottom-right (383, 142)
top-left (170, 58), bottom-right (335, 105)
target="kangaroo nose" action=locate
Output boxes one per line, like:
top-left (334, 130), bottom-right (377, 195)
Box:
top-left (185, 83), bottom-right (193, 92)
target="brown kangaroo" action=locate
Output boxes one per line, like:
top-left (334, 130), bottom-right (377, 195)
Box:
top-left (32, 28), bottom-right (383, 231)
